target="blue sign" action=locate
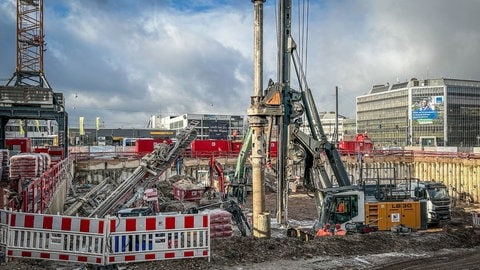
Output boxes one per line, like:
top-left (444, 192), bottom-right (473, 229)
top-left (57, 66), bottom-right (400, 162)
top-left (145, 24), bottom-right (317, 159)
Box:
top-left (412, 110), bottom-right (438, 120)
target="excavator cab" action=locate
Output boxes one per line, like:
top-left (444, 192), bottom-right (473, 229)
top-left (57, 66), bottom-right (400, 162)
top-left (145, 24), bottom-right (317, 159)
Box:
top-left (326, 195), bottom-right (359, 224)
top-left (318, 190), bottom-right (367, 233)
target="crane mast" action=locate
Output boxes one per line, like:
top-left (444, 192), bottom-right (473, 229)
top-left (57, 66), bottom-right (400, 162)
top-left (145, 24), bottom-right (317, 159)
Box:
top-left (0, 0), bottom-right (68, 155)
top-left (8, 0), bottom-right (49, 87)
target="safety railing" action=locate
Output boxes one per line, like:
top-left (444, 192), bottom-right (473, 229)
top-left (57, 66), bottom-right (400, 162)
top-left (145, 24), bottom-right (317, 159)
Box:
top-left (0, 156), bottom-right (73, 213)
top-left (0, 209), bottom-right (210, 266)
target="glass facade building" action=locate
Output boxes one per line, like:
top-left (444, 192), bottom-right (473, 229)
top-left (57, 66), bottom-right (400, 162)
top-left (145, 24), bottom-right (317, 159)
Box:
top-left (356, 78), bottom-right (480, 148)
top-left (163, 114), bottom-right (245, 140)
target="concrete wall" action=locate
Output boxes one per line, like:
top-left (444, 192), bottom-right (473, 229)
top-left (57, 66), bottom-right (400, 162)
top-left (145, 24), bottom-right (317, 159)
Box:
top-left (46, 160), bottom-right (75, 214)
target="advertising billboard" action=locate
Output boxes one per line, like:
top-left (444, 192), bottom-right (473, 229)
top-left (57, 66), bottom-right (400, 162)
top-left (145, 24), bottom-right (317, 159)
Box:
top-left (412, 96), bottom-right (443, 124)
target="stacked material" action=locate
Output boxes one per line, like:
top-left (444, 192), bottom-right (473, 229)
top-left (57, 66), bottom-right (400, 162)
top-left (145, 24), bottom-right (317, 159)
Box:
top-left (9, 153), bottom-right (51, 179)
top-left (203, 209), bottom-right (233, 238)
top-left (0, 150), bottom-right (9, 181)
top-left (172, 179), bottom-right (205, 201)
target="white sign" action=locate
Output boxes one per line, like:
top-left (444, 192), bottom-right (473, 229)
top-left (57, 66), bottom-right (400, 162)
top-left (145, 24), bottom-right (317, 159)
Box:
top-left (391, 213), bottom-right (400, 222)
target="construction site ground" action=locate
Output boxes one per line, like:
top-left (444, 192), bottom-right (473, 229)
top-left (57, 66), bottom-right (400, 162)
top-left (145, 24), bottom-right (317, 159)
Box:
top-left (2, 190), bottom-right (480, 270)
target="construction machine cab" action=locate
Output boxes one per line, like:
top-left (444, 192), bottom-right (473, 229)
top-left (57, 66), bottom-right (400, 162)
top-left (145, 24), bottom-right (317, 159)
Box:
top-left (331, 197), bottom-right (352, 224)
top-left (318, 190), bottom-right (365, 231)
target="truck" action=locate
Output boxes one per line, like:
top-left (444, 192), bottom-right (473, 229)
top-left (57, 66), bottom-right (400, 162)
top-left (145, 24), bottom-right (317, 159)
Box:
top-left (401, 180), bottom-right (451, 225)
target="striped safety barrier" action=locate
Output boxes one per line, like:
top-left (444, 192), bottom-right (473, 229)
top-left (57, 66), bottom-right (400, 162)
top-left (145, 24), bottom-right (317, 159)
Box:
top-left (473, 212), bottom-right (480, 229)
top-left (0, 210), bottom-right (106, 265)
top-left (107, 213), bottom-right (210, 264)
top-left (0, 209), bottom-right (210, 266)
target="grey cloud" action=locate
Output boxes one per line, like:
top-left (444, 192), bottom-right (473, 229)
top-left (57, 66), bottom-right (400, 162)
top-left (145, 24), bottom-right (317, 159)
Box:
top-left (1, 1), bottom-right (479, 127)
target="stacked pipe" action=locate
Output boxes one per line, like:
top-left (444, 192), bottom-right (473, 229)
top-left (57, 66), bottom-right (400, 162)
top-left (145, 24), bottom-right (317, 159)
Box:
top-left (63, 177), bottom-right (111, 216)
top-left (88, 166), bottom-right (146, 217)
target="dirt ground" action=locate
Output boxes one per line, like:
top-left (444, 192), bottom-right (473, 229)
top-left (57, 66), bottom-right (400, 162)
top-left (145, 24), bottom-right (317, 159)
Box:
top-left (2, 191), bottom-right (480, 270)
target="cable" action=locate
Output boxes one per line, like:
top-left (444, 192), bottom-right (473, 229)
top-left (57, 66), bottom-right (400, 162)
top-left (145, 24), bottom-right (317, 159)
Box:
top-left (304, 0), bottom-right (310, 78)
top-left (297, 0), bottom-right (310, 78)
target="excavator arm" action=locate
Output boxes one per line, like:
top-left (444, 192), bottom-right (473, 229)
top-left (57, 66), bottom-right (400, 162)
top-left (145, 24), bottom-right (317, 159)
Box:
top-left (283, 39), bottom-right (353, 230)
top-left (210, 156), bottom-right (226, 194)
top-left (234, 127), bottom-right (253, 183)
top-left (288, 39), bottom-right (351, 189)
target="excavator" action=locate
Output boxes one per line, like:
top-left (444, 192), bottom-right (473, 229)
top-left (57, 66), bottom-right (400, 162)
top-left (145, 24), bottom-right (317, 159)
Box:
top-left (301, 36), bottom-right (457, 235)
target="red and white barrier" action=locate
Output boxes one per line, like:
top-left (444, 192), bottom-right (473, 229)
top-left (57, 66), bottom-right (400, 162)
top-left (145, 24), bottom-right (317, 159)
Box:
top-left (473, 212), bottom-right (480, 229)
top-left (107, 214), bottom-right (210, 264)
top-left (0, 211), bottom-right (106, 265)
top-left (0, 210), bottom-right (210, 266)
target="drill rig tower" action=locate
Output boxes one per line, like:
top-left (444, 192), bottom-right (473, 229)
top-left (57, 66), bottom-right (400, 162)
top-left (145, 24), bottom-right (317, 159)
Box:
top-left (0, 0), bottom-right (68, 155)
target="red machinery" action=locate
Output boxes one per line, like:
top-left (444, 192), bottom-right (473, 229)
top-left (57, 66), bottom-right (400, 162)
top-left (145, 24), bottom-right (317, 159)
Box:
top-left (187, 139), bottom-right (278, 158)
top-left (210, 156), bottom-right (226, 194)
top-left (135, 138), bottom-right (173, 155)
top-left (6, 138), bottom-right (32, 154)
top-left (189, 139), bottom-right (231, 158)
top-left (338, 133), bottom-right (373, 155)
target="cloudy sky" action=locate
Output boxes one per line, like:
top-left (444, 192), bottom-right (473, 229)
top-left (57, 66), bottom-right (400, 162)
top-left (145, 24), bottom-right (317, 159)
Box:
top-left (1, 0), bottom-right (479, 129)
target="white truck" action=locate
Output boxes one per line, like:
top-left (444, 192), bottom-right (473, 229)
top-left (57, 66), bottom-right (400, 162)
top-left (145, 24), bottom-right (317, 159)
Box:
top-left (406, 180), bottom-right (451, 225)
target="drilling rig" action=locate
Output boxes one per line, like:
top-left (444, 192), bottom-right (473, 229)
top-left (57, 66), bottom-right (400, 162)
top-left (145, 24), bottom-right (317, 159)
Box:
top-left (255, 1), bottom-right (439, 239)
top-left (247, 0), bottom-right (352, 238)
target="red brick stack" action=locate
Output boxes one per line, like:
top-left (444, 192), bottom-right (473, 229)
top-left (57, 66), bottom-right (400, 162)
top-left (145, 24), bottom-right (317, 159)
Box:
top-left (204, 209), bottom-right (233, 238)
top-left (9, 153), bottom-right (50, 179)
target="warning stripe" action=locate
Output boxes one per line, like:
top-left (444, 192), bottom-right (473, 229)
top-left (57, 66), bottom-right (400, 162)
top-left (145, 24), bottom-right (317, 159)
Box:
top-left (107, 249), bottom-right (209, 263)
top-left (9, 212), bottom-right (104, 234)
top-left (8, 249), bottom-right (103, 264)
top-left (111, 214), bottom-right (209, 232)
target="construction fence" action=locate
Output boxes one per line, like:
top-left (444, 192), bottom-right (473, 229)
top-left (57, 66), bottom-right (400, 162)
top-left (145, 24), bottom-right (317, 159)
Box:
top-left (473, 212), bottom-right (480, 229)
top-left (0, 209), bottom-right (210, 266)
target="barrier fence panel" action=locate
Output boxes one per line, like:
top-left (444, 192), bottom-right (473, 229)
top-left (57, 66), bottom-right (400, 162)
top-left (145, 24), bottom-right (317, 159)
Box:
top-left (0, 210), bottom-right (106, 265)
top-left (473, 212), bottom-right (480, 229)
top-left (106, 213), bottom-right (210, 264)
top-left (0, 210), bottom-right (211, 266)
top-left (0, 211), bottom-right (8, 250)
